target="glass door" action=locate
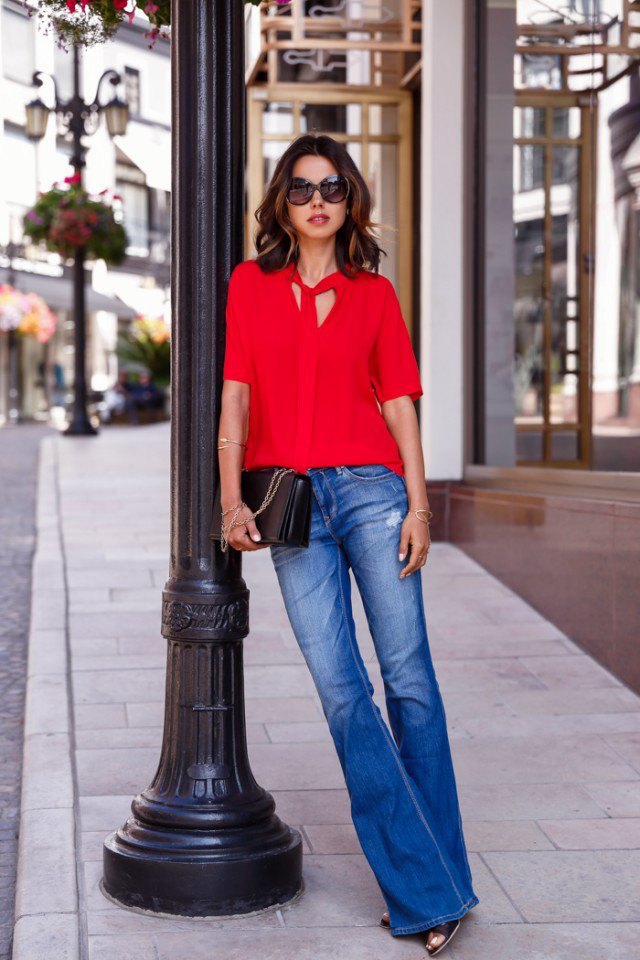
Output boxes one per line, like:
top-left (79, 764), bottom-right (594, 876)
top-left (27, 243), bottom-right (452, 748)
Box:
top-left (513, 95), bottom-right (594, 466)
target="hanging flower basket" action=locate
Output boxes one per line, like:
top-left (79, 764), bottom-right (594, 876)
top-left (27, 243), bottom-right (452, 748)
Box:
top-left (23, 0), bottom-right (292, 49)
top-left (23, 175), bottom-right (128, 266)
top-left (0, 285), bottom-right (58, 344)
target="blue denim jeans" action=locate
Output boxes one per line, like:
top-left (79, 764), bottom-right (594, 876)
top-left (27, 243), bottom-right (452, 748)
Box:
top-left (269, 464), bottom-right (479, 936)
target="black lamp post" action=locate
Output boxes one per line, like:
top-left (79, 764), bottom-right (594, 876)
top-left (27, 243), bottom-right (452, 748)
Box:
top-left (25, 46), bottom-right (129, 436)
top-left (102, 0), bottom-right (303, 916)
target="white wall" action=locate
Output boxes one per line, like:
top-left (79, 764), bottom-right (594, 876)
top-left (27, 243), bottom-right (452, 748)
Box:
top-left (420, 0), bottom-right (466, 480)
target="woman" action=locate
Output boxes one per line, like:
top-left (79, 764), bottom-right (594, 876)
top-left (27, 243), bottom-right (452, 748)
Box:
top-left (217, 134), bottom-right (479, 955)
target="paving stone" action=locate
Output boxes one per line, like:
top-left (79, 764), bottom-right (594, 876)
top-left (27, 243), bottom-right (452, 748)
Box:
top-left (428, 637), bottom-right (570, 659)
top-left (76, 748), bottom-right (161, 796)
top-left (537, 817), bottom-right (640, 849)
top-left (448, 922), bottom-right (640, 960)
top-left (75, 704), bottom-right (127, 730)
top-left (79, 796), bottom-right (135, 832)
top-left (14, 807), bottom-right (77, 917)
top-left (269, 790), bottom-right (352, 825)
top-left (73, 669), bottom-right (166, 704)
top-left (482, 849), bottom-right (640, 921)
top-left (517, 655), bottom-right (624, 690)
top-left (452, 734), bottom-right (639, 785)
top-left (502, 687), bottom-right (640, 716)
top-left (155, 926), bottom-right (428, 959)
top-left (302, 823), bottom-right (362, 854)
top-left (20, 733), bottom-right (74, 811)
top-left (462, 712), bottom-right (640, 739)
top-left (582, 780), bottom-right (640, 818)
top-left (602, 732), bottom-right (640, 772)
top-left (463, 820), bottom-right (554, 852)
top-left (11, 913), bottom-right (78, 960)
top-left (277, 854), bottom-right (387, 928)
top-left (265, 722), bottom-right (332, 743)
top-left (88, 933), bottom-right (158, 960)
top-left (432, 659), bottom-right (547, 693)
top-left (458, 782), bottom-right (607, 821)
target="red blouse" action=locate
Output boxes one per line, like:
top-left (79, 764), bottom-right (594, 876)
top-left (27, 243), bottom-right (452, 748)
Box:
top-left (222, 259), bottom-right (423, 476)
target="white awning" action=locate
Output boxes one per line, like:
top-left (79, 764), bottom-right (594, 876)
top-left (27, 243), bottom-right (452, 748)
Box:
top-left (114, 127), bottom-right (171, 193)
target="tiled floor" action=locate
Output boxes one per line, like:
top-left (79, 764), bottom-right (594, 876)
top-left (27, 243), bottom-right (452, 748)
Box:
top-left (49, 424), bottom-right (640, 958)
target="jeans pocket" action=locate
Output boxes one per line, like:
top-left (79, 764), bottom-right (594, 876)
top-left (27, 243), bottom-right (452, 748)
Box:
top-left (342, 463), bottom-right (396, 481)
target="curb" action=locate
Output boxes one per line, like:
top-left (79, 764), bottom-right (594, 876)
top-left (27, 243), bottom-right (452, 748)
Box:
top-left (11, 436), bottom-right (80, 960)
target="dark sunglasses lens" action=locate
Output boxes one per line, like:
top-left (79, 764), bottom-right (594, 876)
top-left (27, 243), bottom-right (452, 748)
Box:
top-left (288, 181), bottom-right (312, 204)
top-left (321, 177), bottom-right (348, 202)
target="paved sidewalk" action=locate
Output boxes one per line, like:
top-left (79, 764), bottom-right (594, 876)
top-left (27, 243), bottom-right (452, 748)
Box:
top-left (13, 423), bottom-right (640, 960)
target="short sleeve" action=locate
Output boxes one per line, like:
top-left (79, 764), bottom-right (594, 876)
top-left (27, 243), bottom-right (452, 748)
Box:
top-left (223, 266), bottom-right (253, 385)
top-left (369, 279), bottom-right (423, 403)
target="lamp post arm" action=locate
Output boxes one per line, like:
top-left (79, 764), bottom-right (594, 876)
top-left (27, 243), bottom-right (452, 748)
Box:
top-left (31, 69), bottom-right (63, 111)
top-left (91, 69), bottom-right (123, 111)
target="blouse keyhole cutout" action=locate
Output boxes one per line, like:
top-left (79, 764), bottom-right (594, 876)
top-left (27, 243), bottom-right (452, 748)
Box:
top-left (291, 281), bottom-right (337, 330)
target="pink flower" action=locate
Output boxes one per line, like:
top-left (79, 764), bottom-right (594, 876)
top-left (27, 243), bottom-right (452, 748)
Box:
top-left (66, 0), bottom-right (76, 11)
top-left (144, 2), bottom-right (159, 13)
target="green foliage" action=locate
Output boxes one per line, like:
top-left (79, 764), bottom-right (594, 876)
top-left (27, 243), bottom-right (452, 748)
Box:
top-left (116, 315), bottom-right (171, 387)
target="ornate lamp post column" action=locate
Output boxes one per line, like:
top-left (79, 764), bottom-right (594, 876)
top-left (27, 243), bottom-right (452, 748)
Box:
top-left (26, 47), bottom-right (129, 436)
top-left (102, 0), bottom-right (303, 915)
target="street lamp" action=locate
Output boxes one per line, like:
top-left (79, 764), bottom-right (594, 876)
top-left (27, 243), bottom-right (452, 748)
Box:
top-left (102, 0), bottom-right (303, 916)
top-left (25, 46), bottom-right (129, 436)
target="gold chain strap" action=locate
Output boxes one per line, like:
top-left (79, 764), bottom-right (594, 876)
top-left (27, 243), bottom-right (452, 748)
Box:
top-left (220, 468), bottom-right (296, 552)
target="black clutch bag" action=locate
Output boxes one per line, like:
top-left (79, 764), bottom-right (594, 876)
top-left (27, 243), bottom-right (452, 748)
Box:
top-left (209, 466), bottom-right (312, 550)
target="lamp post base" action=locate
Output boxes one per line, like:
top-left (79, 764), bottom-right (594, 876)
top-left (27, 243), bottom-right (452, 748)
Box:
top-left (102, 820), bottom-right (303, 916)
top-left (64, 412), bottom-right (98, 436)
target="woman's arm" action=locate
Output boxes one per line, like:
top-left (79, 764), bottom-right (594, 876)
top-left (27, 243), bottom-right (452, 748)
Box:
top-left (381, 395), bottom-right (431, 578)
top-left (218, 380), bottom-right (268, 551)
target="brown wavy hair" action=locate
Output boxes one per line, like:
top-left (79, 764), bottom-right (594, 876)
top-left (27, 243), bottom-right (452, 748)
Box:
top-left (253, 134), bottom-right (386, 278)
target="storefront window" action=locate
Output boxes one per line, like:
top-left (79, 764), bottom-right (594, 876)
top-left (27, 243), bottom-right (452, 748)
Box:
top-left (478, 0), bottom-right (640, 471)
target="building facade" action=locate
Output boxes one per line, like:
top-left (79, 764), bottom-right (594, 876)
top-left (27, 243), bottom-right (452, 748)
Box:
top-left (0, 0), bottom-right (170, 424)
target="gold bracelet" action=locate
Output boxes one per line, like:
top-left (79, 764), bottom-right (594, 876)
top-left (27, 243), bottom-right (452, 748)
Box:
top-left (218, 437), bottom-right (247, 450)
top-left (413, 508), bottom-right (434, 524)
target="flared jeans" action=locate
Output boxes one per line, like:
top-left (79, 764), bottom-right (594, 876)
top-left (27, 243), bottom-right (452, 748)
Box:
top-left (269, 464), bottom-right (479, 936)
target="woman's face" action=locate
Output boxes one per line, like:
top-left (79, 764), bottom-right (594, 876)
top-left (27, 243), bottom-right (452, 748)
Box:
top-left (286, 155), bottom-right (349, 245)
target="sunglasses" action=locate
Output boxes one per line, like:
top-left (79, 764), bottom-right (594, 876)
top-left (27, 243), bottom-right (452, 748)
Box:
top-left (286, 174), bottom-right (350, 205)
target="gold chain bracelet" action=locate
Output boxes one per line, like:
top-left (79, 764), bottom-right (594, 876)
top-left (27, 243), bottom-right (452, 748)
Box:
top-left (218, 437), bottom-right (247, 451)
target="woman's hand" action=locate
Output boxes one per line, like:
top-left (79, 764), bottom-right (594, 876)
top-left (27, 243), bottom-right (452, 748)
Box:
top-left (398, 511), bottom-right (431, 578)
top-left (223, 503), bottom-right (270, 551)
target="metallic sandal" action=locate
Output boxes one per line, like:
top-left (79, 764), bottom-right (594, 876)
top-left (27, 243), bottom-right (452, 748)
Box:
top-left (424, 919), bottom-right (461, 955)
top-left (379, 913), bottom-right (461, 956)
